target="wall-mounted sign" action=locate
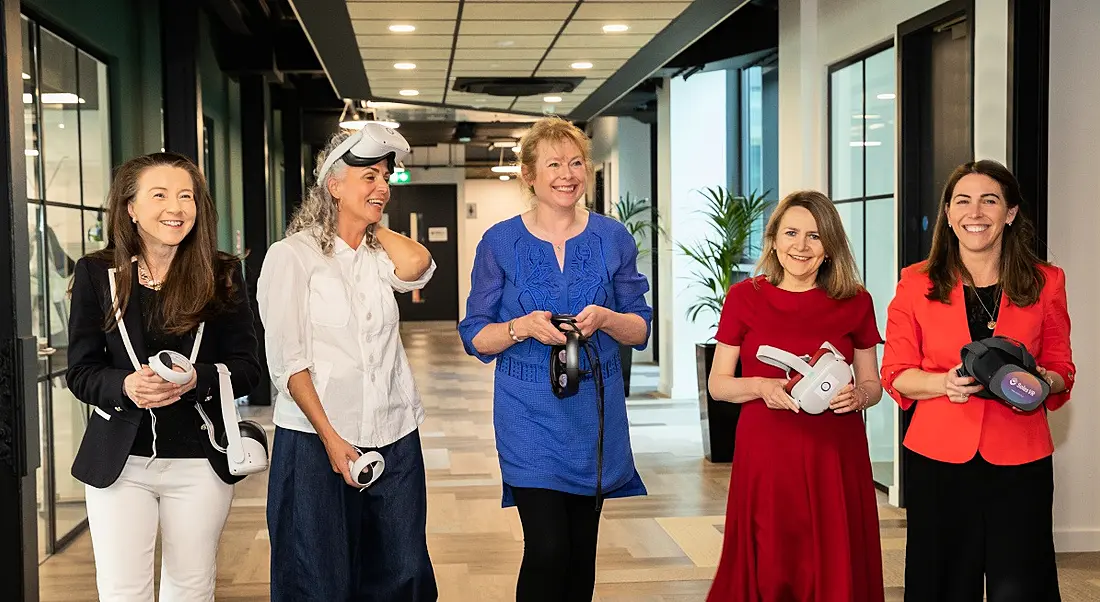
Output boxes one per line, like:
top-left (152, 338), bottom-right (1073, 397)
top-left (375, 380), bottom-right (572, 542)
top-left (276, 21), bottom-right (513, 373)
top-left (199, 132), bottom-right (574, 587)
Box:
top-left (428, 227), bottom-right (448, 242)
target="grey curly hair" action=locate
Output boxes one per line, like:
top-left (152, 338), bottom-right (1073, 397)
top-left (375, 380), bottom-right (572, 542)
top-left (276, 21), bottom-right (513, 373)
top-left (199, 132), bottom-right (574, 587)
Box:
top-left (286, 129), bottom-right (380, 255)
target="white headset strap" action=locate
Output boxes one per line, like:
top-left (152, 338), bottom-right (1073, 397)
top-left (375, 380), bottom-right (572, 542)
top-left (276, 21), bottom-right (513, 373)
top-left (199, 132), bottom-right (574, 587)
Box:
top-left (194, 364), bottom-right (240, 460)
top-left (107, 267), bottom-right (206, 369)
top-left (108, 267), bottom-right (142, 372)
top-left (756, 345), bottom-right (814, 376)
top-left (819, 341), bottom-right (845, 361)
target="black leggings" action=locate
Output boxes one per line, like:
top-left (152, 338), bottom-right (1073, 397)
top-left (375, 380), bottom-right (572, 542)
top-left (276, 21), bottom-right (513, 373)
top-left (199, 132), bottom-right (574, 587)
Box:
top-left (903, 451), bottom-right (1061, 602)
top-left (512, 486), bottom-right (602, 602)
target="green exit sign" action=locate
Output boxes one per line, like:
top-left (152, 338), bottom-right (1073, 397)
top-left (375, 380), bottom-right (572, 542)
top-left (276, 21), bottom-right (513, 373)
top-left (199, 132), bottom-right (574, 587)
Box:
top-left (389, 170), bottom-right (410, 185)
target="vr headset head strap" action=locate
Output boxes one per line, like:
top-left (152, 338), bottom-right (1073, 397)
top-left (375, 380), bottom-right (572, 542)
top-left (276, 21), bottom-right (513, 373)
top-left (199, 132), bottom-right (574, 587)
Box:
top-left (982, 336), bottom-right (1037, 370)
top-left (756, 345), bottom-right (814, 377)
top-left (317, 124), bottom-right (411, 184)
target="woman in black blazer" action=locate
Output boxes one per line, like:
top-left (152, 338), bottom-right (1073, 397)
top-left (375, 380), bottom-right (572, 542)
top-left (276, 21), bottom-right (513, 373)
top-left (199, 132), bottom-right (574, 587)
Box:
top-left (65, 152), bottom-right (260, 601)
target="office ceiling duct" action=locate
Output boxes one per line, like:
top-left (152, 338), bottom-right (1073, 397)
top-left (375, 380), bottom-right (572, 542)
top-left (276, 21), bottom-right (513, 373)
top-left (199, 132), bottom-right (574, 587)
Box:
top-left (452, 77), bottom-right (586, 98)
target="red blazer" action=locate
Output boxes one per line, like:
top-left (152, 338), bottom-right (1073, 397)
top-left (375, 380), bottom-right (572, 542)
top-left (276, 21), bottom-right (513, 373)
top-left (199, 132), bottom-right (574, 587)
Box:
top-left (880, 261), bottom-right (1075, 465)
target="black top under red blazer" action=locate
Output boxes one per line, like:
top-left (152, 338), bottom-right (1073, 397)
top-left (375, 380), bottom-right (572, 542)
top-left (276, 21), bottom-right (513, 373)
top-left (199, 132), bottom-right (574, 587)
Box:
top-left (65, 256), bottom-right (261, 488)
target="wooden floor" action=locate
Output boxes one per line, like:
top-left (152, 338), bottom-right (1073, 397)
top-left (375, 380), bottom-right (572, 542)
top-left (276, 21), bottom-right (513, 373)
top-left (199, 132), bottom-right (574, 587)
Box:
top-left (39, 322), bottom-right (1100, 601)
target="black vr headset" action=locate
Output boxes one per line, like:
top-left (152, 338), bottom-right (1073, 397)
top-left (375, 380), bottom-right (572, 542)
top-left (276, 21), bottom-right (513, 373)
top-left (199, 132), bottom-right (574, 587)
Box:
top-left (957, 335), bottom-right (1050, 411)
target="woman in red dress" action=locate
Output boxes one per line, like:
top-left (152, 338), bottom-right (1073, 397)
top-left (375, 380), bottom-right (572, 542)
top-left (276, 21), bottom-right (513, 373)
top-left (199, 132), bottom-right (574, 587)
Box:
top-left (706, 190), bottom-right (886, 602)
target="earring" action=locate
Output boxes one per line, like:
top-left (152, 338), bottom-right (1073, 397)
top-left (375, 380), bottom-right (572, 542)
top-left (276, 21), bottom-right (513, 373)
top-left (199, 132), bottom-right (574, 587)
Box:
top-left (131, 217), bottom-right (137, 224)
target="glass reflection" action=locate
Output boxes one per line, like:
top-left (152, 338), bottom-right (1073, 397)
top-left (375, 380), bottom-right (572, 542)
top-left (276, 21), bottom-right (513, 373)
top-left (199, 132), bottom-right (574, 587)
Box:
top-left (22, 17), bottom-right (41, 201)
top-left (78, 51), bottom-right (109, 208)
top-left (50, 379), bottom-right (87, 542)
top-left (39, 29), bottom-right (80, 206)
top-left (45, 207), bottom-right (81, 377)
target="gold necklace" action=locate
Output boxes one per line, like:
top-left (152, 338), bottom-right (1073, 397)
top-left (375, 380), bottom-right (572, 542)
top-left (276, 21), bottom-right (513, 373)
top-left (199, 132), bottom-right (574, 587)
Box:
top-left (970, 284), bottom-right (1000, 330)
top-left (138, 261), bottom-right (163, 291)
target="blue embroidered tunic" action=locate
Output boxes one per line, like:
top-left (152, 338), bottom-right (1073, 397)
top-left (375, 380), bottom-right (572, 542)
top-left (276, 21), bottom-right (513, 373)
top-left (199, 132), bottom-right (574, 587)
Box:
top-left (458, 213), bottom-right (652, 507)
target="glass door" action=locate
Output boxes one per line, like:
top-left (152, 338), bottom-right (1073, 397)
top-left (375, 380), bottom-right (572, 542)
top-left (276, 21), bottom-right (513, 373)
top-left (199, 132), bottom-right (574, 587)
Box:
top-left (22, 14), bottom-right (112, 559)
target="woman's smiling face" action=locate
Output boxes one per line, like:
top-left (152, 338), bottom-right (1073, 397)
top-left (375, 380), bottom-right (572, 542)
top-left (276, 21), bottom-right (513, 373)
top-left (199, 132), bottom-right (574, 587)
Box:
top-left (774, 206), bottom-right (826, 282)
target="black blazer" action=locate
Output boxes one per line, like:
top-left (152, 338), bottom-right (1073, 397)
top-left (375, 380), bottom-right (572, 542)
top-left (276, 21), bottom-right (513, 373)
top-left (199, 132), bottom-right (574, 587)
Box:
top-left (65, 255), bottom-right (261, 488)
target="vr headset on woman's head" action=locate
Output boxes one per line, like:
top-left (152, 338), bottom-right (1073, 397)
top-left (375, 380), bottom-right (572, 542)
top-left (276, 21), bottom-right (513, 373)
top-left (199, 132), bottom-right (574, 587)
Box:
top-left (956, 335), bottom-right (1049, 411)
top-left (317, 122), bottom-right (411, 184)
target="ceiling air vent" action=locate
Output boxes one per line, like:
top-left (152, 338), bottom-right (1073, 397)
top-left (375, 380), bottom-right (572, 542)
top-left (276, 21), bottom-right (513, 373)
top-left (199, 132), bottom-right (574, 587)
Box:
top-left (452, 77), bottom-right (585, 97)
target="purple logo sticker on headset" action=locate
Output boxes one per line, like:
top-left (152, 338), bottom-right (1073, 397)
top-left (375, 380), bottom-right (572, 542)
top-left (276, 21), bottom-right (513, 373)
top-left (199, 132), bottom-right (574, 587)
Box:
top-left (1000, 371), bottom-right (1043, 405)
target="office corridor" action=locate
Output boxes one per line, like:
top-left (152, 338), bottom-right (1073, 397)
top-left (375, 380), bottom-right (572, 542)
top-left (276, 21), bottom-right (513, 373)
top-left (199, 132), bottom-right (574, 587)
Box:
top-left (37, 323), bottom-right (1100, 601)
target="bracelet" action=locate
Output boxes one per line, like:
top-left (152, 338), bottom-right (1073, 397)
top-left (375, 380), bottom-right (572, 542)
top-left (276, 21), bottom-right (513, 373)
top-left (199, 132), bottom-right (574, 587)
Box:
top-left (509, 319), bottom-right (522, 343)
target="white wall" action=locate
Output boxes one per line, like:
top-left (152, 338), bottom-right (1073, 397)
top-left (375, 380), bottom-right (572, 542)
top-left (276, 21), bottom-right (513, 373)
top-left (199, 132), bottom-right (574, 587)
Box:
top-left (1047, 0), bottom-right (1100, 554)
top-left (617, 118), bottom-right (655, 362)
top-left (458, 178), bottom-right (529, 321)
top-left (588, 116), bottom-right (621, 213)
top-left (656, 79), bottom-right (674, 395)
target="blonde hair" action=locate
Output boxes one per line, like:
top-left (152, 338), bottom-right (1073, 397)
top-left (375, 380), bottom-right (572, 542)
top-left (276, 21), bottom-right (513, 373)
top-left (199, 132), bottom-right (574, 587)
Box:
top-left (755, 190), bottom-right (864, 299)
top-left (287, 130), bottom-right (378, 255)
top-left (517, 116), bottom-right (594, 198)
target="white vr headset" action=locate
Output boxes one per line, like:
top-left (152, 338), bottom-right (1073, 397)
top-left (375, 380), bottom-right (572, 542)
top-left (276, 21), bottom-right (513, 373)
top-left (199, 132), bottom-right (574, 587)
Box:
top-left (108, 265), bottom-right (269, 477)
top-left (317, 122), bottom-right (411, 183)
top-left (755, 342), bottom-right (853, 414)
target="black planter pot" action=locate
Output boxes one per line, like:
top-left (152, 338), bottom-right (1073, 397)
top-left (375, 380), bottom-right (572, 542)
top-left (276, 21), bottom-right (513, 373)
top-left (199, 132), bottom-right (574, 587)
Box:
top-left (619, 344), bottom-right (633, 398)
top-left (697, 342), bottom-right (741, 463)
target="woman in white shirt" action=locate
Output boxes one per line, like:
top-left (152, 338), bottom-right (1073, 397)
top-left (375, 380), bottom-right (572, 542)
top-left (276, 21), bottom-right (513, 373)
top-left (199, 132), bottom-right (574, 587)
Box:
top-left (257, 123), bottom-right (438, 601)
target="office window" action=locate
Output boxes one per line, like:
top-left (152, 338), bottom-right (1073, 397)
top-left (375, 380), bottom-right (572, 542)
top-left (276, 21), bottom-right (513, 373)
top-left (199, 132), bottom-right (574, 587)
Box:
top-left (740, 64), bottom-right (779, 261)
top-left (828, 44), bottom-right (896, 489)
top-left (23, 15), bottom-right (111, 559)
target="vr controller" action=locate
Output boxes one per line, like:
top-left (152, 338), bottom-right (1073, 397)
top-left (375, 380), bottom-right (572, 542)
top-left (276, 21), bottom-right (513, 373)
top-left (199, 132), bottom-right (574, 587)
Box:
top-left (348, 450), bottom-right (385, 491)
top-left (755, 342), bottom-right (852, 414)
top-left (148, 351), bottom-right (270, 476)
top-left (550, 314), bottom-right (586, 398)
top-left (956, 336), bottom-right (1049, 411)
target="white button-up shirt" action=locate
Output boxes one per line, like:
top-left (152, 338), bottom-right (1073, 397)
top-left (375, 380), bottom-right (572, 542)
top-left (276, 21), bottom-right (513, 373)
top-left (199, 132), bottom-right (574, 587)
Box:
top-left (257, 229), bottom-right (436, 448)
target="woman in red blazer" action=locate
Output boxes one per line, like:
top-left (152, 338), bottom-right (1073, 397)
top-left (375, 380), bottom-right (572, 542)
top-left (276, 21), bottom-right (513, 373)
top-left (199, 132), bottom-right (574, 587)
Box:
top-left (881, 160), bottom-right (1074, 602)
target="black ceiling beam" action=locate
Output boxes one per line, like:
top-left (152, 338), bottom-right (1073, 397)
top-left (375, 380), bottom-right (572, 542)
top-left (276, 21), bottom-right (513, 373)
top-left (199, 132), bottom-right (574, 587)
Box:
top-left (201, 0), bottom-right (252, 36)
top-left (569, 0), bottom-right (752, 121)
top-left (287, 0), bottom-right (370, 101)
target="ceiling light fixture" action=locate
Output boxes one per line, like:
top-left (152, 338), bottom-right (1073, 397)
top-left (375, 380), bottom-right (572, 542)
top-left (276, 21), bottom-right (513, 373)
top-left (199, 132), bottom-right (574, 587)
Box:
top-left (602, 24), bottom-right (629, 33)
top-left (394, 62), bottom-right (416, 70)
top-left (571, 62), bottom-right (593, 70)
top-left (22, 72), bottom-right (30, 80)
top-left (491, 165), bottom-right (522, 173)
top-left (877, 93), bottom-right (896, 100)
top-left (499, 175), bottom-right (510, 181)
top-left (388, 24), bottom-right (415, 33)
top-left (399, 89), bottom-right (419, 96)
top-left (512, 146), bottom-right (521, 153)
top-left (543, 96), bottom-right (562, 103)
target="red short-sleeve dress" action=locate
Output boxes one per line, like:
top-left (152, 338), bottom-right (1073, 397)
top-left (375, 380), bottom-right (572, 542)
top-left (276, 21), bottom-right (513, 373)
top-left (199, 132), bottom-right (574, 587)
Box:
top-left (706, 276), bottom-right (886, 602)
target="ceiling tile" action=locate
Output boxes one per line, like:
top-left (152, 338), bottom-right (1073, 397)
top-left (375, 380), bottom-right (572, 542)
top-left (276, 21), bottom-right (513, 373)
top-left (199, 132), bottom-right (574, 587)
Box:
top-left (554, 32), bottom-right (659, 48)
top-left (456, 34), bottom-right (556, 49)
top-left (346, 2), bottom-right (460, 21)
top-left (358, 35), bottom-right (454, 49)
top-left (458, 21), bottom-right (561, 35)
top-left (351, 19), bottom-right (456, 36)
top-left (534, 68), bottom-right (618, 78)
top-left (542, 46), bottom-right (637, 61)
top-left (448, 68), bottom-right (533, 77)
top-left (558, 19), bottom-right (669, 36)
top-left (362, 59), bottom-right (451, 71)
top-left (358, 47), bottom-right (453, 60)
top-left (453, 47), bottom-right (546, 61)
top-left (451, 59), bottom-right (540, 72)
top-left (572, 2), bottom-right (691, 21)
top-left (461, 3), bottom-right (575, 21)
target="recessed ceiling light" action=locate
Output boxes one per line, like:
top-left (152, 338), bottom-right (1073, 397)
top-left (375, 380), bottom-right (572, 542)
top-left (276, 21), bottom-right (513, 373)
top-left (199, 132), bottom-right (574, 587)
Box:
top-left (22, 72), bottom-right (30, 80)
top-left (388, 24), bottom-right (415, 33)
top-left (512, 145), bottom-right (521, 153)
top-left (571, 62), bottom-right (593, 70)
top-left (496, 40), bottom-right (515, 47)
top-left (602, 24), bottom-right (629, 33)
top-left (394, 62), bottom-right (416, 70)
top-left (399, 89), bottom-right (419, 96)
top-left (543, 96), bottom-right (562, 103)
top-left (499, 175), bottom-right (510, 181)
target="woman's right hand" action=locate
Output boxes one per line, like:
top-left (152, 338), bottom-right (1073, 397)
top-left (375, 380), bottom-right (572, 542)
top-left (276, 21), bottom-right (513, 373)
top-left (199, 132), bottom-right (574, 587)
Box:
top-left (123, 365), bottom-right (183, 409)
top-left (515, 311), bottom-right (568, 345)
top-left (321, 430), bottom-right (361, 488)
top-left (757, 377), bottom-right (800, 412)
top-left (944, 363), bottom-right (984, 403)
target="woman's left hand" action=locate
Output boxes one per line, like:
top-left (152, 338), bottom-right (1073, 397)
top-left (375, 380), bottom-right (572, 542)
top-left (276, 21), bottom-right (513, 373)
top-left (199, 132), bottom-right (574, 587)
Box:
top-left (573, 305), bottom-right (611, 338)
top-left (830, 383), bottom-right (870, 414)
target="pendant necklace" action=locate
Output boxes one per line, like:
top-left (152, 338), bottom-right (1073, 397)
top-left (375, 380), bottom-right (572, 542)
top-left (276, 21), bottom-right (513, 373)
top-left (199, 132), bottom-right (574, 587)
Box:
top-left (971, 284), bottom-right (1000, 331)
top-left (138, 260), bottom-right (163, 291)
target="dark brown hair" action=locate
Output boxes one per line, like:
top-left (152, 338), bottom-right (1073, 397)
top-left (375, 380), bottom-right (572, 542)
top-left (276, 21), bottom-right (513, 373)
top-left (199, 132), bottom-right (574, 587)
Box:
top-left (91, 152), bottom-right (239, 335)
top-left (923, 159), bottom-right (1046, 306)
top-left (755, 190), bottom-right (865, 299)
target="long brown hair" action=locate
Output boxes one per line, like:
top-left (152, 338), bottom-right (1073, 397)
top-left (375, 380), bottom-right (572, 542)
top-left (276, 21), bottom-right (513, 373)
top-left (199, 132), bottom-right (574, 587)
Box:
top-left (755, 190), bottom-right (865, 299)
top-left (92, 152), bottom-right (238, 335)
top-left (923, 160), bottom-right (1046, 306)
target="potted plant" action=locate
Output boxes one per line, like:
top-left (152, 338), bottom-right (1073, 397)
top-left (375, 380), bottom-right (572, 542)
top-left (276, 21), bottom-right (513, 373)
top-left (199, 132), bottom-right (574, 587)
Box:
top-left (610, 193), bottom-right (665, 397)
top-left (676, 186), bottom-right (770, 462)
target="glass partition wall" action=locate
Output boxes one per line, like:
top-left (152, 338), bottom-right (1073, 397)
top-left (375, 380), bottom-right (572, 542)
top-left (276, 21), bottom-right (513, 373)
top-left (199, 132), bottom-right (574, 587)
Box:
top-left (828, 43), bottom-right (898, 495)
top-left (22, 14), bottom-right (111, 560)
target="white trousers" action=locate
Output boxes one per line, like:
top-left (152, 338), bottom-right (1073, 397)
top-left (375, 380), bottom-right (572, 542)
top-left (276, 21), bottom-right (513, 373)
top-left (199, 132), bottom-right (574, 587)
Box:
top-left (85, 456), bottom-right (234, 602)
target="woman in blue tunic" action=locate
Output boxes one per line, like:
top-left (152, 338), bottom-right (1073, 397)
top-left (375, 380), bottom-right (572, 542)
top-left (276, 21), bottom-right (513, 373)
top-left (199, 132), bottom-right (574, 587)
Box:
top-left (459, 116), bottom-right (652, 602)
